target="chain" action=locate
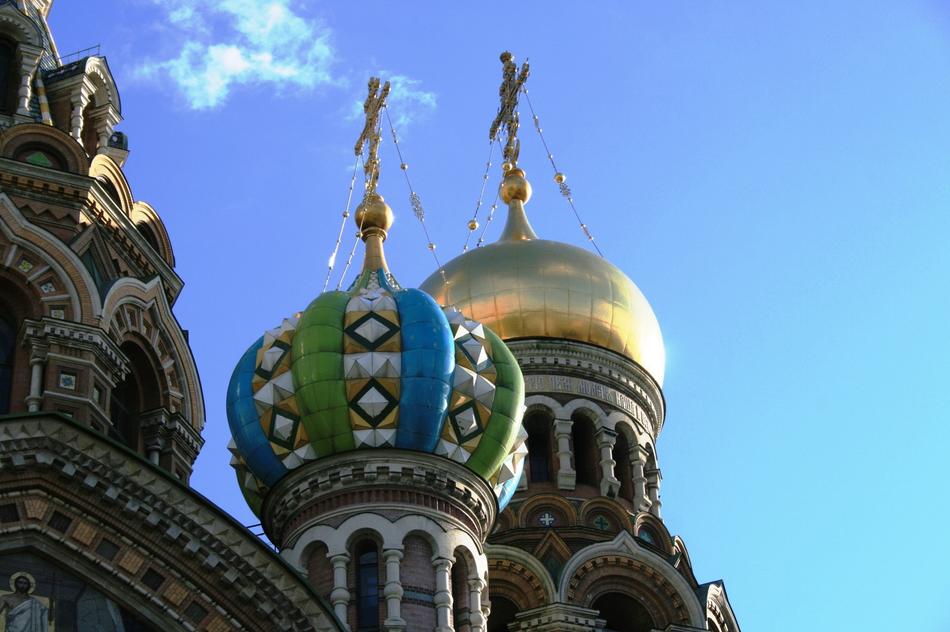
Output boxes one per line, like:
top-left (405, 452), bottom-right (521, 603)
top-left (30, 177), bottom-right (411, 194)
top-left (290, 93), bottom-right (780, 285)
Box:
top-left (521, 86), bottom-right (604, 256)
top-left (462, 140), bottom-right (503, 252)
top-left (383, 105), bottom-right (448, 287)
top-left (322, 154), bottom-right (362, 292)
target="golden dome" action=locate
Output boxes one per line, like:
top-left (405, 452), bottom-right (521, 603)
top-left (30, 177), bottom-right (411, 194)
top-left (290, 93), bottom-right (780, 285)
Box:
top-left (420, 171), bottom-right (666, 385)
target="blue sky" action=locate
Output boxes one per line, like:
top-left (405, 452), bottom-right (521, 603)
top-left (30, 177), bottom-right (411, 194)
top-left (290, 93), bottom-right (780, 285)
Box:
top-left (49, 1), bottom-right (950, 629)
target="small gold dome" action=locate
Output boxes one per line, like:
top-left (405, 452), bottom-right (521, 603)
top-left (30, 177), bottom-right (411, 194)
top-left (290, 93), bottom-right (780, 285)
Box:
top-left (420, 236), bottom-right (666, 385)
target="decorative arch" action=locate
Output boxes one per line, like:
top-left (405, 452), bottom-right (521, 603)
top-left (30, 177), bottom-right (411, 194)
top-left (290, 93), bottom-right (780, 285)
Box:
top-left (523, 394), bottom-right (562, 417)
top-left (131, 200), bottom-right (175, 266)
top-left (89, 153), bottom-right (133, 214)
top-left (82, 56), bottom-right (121, 113)
top-left (484, 544), bottom-right (555, 609)
top-left (578, 498), bottom-right (632, 534)
top-left (560, 398), bottom-right (607, 425)
top-left (0, 268), bottom-right (41, 413)
top-left (0, 5), bottom-right (43, 48)
top-left (558, 531), bottom-right (705, 627)
top-left (704, 582), bottom-right (740, 632)
top-left (101, 277), bottom-right (203, 431)
top-left (633, 512), bottom-right (673, 553)
top-left (0, 192), bottom-right (99, 321)
top-left (517, 493), bottom-right (576, 529)
top-left (0, 122), bottom-right (89, 175)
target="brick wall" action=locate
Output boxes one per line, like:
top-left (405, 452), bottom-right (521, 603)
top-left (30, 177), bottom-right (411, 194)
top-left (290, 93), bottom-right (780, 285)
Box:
top-left (401, 535), bottom-right (436, 631)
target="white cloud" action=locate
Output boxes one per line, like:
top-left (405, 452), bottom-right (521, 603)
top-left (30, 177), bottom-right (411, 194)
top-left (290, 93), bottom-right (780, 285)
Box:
top-left (348, 73), bottom-right (437, 133)
top-left (138, 0), bottom-right (335, 109)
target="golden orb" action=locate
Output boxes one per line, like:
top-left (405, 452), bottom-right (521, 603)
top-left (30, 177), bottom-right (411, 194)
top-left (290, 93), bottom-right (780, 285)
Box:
top-left (420, 237), bottom-right (666, 385)
top-left (354, 193), bottom-right (394, 234)
top-left (500, 168), bottom-right (532, 204)
top-left (468, 218), bottom-right (480, 231)
top-left (554, 172), bottom-right (566, 184)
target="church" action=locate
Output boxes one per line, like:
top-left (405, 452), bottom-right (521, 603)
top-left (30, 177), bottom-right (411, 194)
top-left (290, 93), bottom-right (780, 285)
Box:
top-left (0, 2), bottom-right (740, 630)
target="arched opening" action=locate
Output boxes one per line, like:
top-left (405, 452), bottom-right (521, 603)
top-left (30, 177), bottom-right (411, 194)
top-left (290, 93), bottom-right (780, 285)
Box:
top-left (0, 313), bottom-right (14, 414)
top-left (354, 539), bottom-right (380, 632)
top-left (14, 143), bottom-right (66, 170)
top-left (637, 526), bottom-right (659, 546)
top-left (592, 592), bottom-right (656, 632)
top-left (110, 341), bottom-right (161, 454)
top-left (0, 38), bottom-right (17, 115)
top-left (571, 414), bottom-right (598, 487)
top-left (452, 551), bottom-right (472, 632)
top-left (97, 176), bottom-right (122, 208)
top-left (81, 101), bottom-right (98, 156)
top-left (486, 596), bottom-right (518, 632)
top-left (614, 431), bottom-right (634, 503)
top-left (136, 222), bottom-right (161, 255)
top-left (401, 535), bottom-right (436, 630)
top-left (525, 411), bottom-right (553, 484)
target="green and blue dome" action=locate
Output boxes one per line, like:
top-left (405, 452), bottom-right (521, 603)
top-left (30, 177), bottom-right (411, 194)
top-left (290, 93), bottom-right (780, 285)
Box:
top-left (226, 194), bottom-right (527, 516)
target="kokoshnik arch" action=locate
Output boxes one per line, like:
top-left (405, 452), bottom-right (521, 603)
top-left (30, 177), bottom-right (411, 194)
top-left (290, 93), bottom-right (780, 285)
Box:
top-left (0, 2), bottom-right (740, 631)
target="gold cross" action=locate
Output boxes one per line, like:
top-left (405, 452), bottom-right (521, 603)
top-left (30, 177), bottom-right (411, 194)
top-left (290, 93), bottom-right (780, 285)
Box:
top-left (355, 77), bottom-right (391, 196)
top-left (489, 51), bottom-right (530, 169)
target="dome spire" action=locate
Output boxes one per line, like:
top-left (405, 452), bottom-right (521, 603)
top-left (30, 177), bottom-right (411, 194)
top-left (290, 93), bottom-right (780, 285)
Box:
top-left (354, 77), bottom-right (394, 274)
top-left (489, 52), bottom-right (538, 242)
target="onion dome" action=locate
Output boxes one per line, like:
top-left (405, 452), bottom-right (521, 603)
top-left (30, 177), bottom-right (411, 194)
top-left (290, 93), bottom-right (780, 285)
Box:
top-left (420, 168), bottom-right (666, 385)
top-left (226, 193), bottom-right (528, 516)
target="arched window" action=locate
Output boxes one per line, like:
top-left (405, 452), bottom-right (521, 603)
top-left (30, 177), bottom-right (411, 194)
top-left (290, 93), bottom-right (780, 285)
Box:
top-left (0, 314), bottom-right (14, 415)
top-left (614, 431), bottom-right (634, 503)
top-left (592, 592), bottom-right (656, 632)
top-left (137, 223), bottom-right (161, 254)
top-left (354, 540), bottom-right (380, 631)
top-left (110, 341), bottom-right (161, 454)
top-left (14, 144), bottom-right (66, 170)
top-left (486, 596), bottom-right (518, 632)
top-left (0, 39), bottom-right (17, 115)
top-left (637, 526), bottom-right (658, 545)
top-left (525, 412), bottom-right (553, 483)
top-left (452, 552), bottom-right (471, 632)
top-left (571, 415), bottom-right (598, 487)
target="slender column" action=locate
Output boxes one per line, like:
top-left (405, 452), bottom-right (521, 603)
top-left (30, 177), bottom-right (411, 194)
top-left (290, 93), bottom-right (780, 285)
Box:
top-left (88, 104), bottom-right (121, 155)
top-left (481, 590), bottom-right (491, 629)
top-left (554, 417), bottom-right (576, 489)
top-left (595, 427), bottom-right (620, 498)
top-left (25, 342), bottom-right (48, 413)
top-left (382, 548), bottom-right (406, 631)
top-left (16, 45), bottom-right (42, 117)
top-left (330, 553), bottom-right (352, 630)
top-left (70, 92), bottom-right (90, 141)
top-left (631, 445), bottom-right (650, 512)
top-left (468, 578), bottom-right (486, 632)
top-left (646, 467), bottom-right (663, 518)
top-left (432, 556), bottom-right (454, 632)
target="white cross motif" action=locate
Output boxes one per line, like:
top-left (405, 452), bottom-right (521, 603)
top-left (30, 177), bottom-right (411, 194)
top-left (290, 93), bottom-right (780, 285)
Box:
top-left (539, 512), bottom-right (555, 527)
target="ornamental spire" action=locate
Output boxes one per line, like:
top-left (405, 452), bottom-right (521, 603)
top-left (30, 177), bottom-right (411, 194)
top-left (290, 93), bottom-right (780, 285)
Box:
top-left (354, 77), bottom-right (394, 274)
top-left (489, 51), bottom-right (530, 171)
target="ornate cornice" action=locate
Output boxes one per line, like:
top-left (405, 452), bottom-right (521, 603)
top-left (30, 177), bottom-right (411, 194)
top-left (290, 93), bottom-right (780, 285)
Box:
top-left (22, 316), bottom-right (128, 381)
top-left (263, 450), bottom-right (497, 549)
top-left (0, 414), bottom-right (341, 631)
top-left (506, 339), bottom-right (666, 437)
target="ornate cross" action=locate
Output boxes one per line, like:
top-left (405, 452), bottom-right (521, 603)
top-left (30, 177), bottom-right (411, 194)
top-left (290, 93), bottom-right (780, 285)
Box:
top-left (355, 77), bottom-right (391, 196)
top-left (539, 511), bottom-right (556, 527)
top-left (593, 515), bottom-right (610, 530)
top-left (489, 51), bottom-right (530, 169)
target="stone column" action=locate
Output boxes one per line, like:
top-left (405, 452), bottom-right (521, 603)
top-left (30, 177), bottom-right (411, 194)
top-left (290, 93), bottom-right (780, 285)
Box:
top-left (631, 445), bottom-right (650, 512)
top-left (554, 417), bottom-right (576, 489)
top-left (87, 103), bottom-right (121, 155)
top-left (382, 548), bottom-right (406, 632)
top-left (16, 44), bottom-right (42, 117)
top-left (330, 553), bottom-right (351, 630)
top-left (25, 344), bottom-right (47, 412)
top-left (646, 467), bottom-right (663, 518)
top-left (595, 427), bottom-right (620, 498)
top-left (468, 578), bottom-right (486, 632)
top-left (70, 91), bottom-right (90, 141)
top-left (432, 556), bottom-right (454, 632)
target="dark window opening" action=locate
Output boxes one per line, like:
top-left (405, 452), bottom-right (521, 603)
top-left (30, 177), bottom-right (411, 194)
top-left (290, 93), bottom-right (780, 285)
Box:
top-left (355, 540), bottom-right (380, 631)
top-left (614, 432), bottom-right (634, 503)
top-left (592, 592), bottom-right (656, 632)
top-left (486, 596), bottom-right (518, 632)
top-left (0, 313), bottom-right (14, 415)
top-left (137, 223), bottom-right (161, 255)
top-left (110, 341), bottom-right (161, 455)
top-left (98, 176), bottom-right (122, 207)
top-left (525, 412), bottom-right (553, 483)
top-left (571, 416), bottom-right (598, 487)
top-left (13, 143), bottom-right (67, 171)
top-left (0, 39), bottom-right (17, 114)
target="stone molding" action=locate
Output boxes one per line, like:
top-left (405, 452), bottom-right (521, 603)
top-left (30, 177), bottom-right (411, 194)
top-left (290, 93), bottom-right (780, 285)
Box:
top-left (0, 414), bottom-right (342, 631)
top-left (263, 450), bottom-right (497, 549)
top-left (22, 317), bottom-right (129, 383)
top-left (506, 339), bottom-right (665, 437)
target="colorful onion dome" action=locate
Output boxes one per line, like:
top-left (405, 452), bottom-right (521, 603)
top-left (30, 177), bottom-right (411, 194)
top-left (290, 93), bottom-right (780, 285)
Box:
top-left (420, 168), bottom-right (666, 385)
top-left (226, 193), bottom-right (527, 516)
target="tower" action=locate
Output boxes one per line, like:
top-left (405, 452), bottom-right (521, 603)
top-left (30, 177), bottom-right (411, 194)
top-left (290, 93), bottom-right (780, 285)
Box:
top-left (0, 2), bottom-right (340, 629)
top-left (419, 53), bottom-right (742, 632)
top-left (225, 78), bottom-right (528, 632)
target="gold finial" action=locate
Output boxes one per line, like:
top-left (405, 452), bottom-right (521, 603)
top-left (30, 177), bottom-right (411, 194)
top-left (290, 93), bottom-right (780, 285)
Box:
top-left (355, 77), bottom-right (392, 197)
top-left (489, 51), bottom-right (530, 169)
